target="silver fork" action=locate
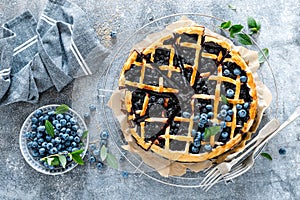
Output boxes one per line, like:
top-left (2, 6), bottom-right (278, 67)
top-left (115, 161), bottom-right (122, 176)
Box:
top-left (200, 119), bottom-right (280, 191)
top-left (223, 106), bottom-right (300, 182)
top-left (201, 106), bottom-right (300, 191)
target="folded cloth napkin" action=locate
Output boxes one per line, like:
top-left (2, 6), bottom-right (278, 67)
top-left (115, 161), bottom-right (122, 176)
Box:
top-left (0, 0), bottom-right (109, 106)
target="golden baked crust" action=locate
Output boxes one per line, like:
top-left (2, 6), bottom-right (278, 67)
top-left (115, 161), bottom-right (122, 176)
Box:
top-left (119, 26), bottom-right (258, 162)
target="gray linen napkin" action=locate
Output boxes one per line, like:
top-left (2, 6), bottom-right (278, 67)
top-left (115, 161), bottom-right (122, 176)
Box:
top-left (0, 0), bottom-right (109, 106)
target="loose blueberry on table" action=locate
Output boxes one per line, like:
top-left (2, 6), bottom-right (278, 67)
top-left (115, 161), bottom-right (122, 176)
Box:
top-left (25, 104), bottom-right (87, 169)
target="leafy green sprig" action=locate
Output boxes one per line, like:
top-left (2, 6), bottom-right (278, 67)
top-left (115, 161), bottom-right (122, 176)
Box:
top-left (100, 145), bottom-right (118, 169)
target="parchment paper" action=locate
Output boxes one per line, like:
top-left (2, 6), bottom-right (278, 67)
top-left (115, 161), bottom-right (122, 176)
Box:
top-left (108, 17), bottom-right (272, 177)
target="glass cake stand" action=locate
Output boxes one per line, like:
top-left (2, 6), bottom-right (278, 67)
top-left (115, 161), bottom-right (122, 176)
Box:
top-left (97, 13), bottom-right (278, 188)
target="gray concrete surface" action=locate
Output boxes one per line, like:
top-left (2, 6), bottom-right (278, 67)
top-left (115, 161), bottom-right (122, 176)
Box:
top-left (0, 0), bottom-right (300, 199)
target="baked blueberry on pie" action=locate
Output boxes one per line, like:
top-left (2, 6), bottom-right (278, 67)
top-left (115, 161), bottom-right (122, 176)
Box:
top-left (118, 26), bottom-right (257, 162)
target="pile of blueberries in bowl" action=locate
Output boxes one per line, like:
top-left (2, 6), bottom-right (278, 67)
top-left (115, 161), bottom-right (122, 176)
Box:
top-left (19, 104), bottom-right (89, 175)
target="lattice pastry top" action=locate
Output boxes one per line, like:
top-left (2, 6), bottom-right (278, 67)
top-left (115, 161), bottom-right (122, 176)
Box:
top-left (118, 26), bottom-right (257, 162)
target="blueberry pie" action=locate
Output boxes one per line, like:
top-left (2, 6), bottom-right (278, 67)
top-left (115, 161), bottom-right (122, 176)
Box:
top-left (118, 26), bottom-right (257, 162)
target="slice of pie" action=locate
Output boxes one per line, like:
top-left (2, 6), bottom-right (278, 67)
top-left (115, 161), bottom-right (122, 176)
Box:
top-left (118, 26), bottom-right (257, 162)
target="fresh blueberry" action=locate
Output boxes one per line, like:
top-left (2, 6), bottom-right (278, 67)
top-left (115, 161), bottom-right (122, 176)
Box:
top-left (47, 111), bottom-right (55, 116)
top-left (207, 112), bottom-right (214, 119)
top-left (191, 146), bottom-right (199, 153)
top-left (56, 114), bottom-right (64, 120)
top-left (27, 141), bottom-right (33, 148)
top-left (193, 115), bottom-right (200, 122)
top-left (37, 126), bottom-right (45, 133)
top-left (100, 131), bottom-right (109, 140)
top-left (38, 116), bottom-right (44, 122)
top-left (223, 69), bottom-right (230, 76)
top-left (55, 123), bottom-right (62, 130)
top-left (220, 109), bottom-right (227, 117)
top-left (37, 132), bottom-right (43, 138)
top-left (67, 156), bottom-right (72, 162)
top-left (43, 115), bottom-right (49, 121)
top-left (68, 135), bottom-right (74, 141)
top-left (89, 105), bottom-right (97, 111)
top-left (198, 123), bottom-right (205, 128)
top-left (25, 132), bottom-right (31, 138)
top-left (89, 144), bottom-right (96, 150)
top-left (89, 156), bottom-right (96, 163)
top-left (41, 142), bottom-right (48, 148)
top-left (60, 127), bottom-right (66, 133)
top-left (233, 68), bottom-right (241, 75)
top-left (31, 117), bottom-right (38, 124)
top-left (34, 109), bottom-right (42, 118)
top-left (52, 120), bottom-right (59, 125)
top-left (71, 142), bottom-right (77, 147)
top-left (240, 76), bottom-right (247, 83)
top-left (204, 144), bottom-right (212, 151)
top-left (60, 119), bottom-right (67, 127)
top-left (38, 138), bottom-right (44, 144)
top-left (39, 148), bottom-right (46, 155)
top-left (66, 122), bottom-right (72, 128)
top-left (193, 139), bottom-right (201, 147)
top-left (220, 121), bottom-right (226, 128)
top-left (65, 128), bottom-right (71, 134)
top-left (279, 148), bottom-right (286, 155)
top-left (49, 147), bottom-right (57, 154)
top-left (182, 111), bottom-right (191, 118)
top-left (236, 104), bottom-right (243, 110)
top-left (83, 113), bottom-right (90, 119)
top-left (238, 109), bottom-right (247, 118)
top-left (72, 148), bottom-right (79, 152)
top-left (65, 141), bottom-right (71, 147)
top-left (51, 139), bottom-right (56, 144)
top-left (205, 104), bottom-right (213, 111)
top-left (110, 31), bottom-right (117, 39)
top-left (32, 150), bottom-right (39, 157)
top-left (74, 136), bottom-right (80, 143)
top-left (93, 149), bottom-right (100, 156)
top-left (45, 135), bottom-right (52, 142)
top-left (157, 98), bottom-right (164, 105)
top-left (67, 147), bottom-right (73, 152)
top-left (227, 109), bottom-right (233, 115)
top-left (54, 129), bottom-right (59, 135)
top-left (97, 162), bottom-right (104, 170)
top-left (31, 124), bottom-right (37, 131)
top-left (46, 143), bottom-right (53, 150)
top-left (221, 105), bottom-right (229, 110)
top-left (225, 115), bottom-right (232, 122)
top-left (244, 102), bottom-right (249, 109)
top-left (72, 125), bottom-right (78, 131)
top-left (195, 131), bottom-right (202, 140)
top-left (191, 129), bottom-right (197, 137)
top-left (226, 89), bottom-right (234, 98)
top-left (65, 114), bottom-right (71, 121)
top-left (70, 118), bottom-right (77, 125)
top-left (71, 131), bottom-right (77, 136)
top-left (221, 132), bottom-right (229, 138)
top-left (100, 140), bottom-right (107, 146)
top-left (57, 144), bottom-right (62, 151)
top-left (55, 137), bottom-right (61, 144)
top-left (121, 171), bottom-right (129, 178)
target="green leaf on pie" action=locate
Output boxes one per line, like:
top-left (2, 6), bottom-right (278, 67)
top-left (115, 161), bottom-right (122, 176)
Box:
top-left (228, 4), bottom-right (237, 12)
top-left (220, 21), bottom-right (232, 29)
top-left (221, 94), bottom-right (229, 104)
top-left (236, 33), bottom-right (253, 45)
top-left (229, 24), bottom-right (244, 38)
top-left (260, 152), bottom-right (272, 161)
top-left (204, 126), bottom-right (221, 139)
top-left (55, 104), bottom-right (70, 114)
top-left (82, 130), bottom-right (88, 139)
top-left (45, 120), bottom-right (55, 137)
top-left (258, 48), bottom-right (269, 63)
top-left (247, 17), bottom-right (261, 34)
top-left (58, 154), bottom-right (67, 168)
top-left (100, 145), bottom-right (108, 161)
top-left (106, 153), bottom-right (119, 169)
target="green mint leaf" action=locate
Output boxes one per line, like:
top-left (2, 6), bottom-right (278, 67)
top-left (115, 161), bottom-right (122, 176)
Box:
top-left (220, 21), bottom-right (231, 29)
top-left (229, 24), bottom-right (244, 38)
top-left (204, 126), bottom-right (221, 139)
top-left (46, 157), bottom-right (54, 166)
top-left (55, 104), bottom-right (70, 114)
top-left (106, 153), bottom-right (118, 169)
top-left (260, 152), bottom-right (272, 161)
top-left (70, 148), bottom-right (84, 155)
top-left (228, 4), bottom-right (237, 12)
top-left (58, 154), bottom-right (67, 168)
top-left (221, 94), bottom-right (229, 104)
top-left (236, 33), bottom-right (253, 45)
top-left (72, 154), bottom-right (84, 165)
top-left (258, 48), bottom-right (269, 63)
top-left (51, 157), bottom-right (60, 166)
top-left (45, 120), bottom-right (55, 137)
top-left (248, 17), bottom-right (261, 34)
top-left (100, 145), bottom-right (108, 161)
top-left (82, 130), bottom-right (88, 139)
